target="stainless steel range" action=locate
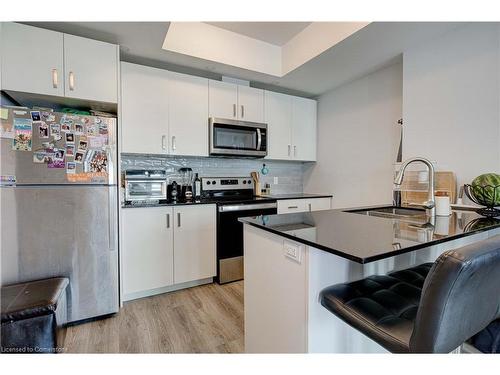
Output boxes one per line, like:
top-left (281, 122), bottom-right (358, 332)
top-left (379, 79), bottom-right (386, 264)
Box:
top-left (201, 177), bottom-right (277, 284)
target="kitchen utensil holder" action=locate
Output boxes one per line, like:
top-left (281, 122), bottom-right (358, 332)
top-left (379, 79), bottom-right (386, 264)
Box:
top-left (463, 184), bottom-right (500, 217)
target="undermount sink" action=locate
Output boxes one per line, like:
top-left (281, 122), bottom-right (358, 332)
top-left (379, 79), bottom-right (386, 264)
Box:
top-left (346, 206), bottom-right (428, 220)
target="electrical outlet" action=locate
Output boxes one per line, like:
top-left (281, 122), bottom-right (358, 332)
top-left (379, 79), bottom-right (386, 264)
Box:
top-left (273, 176), bottom-right (279, 185)
top-left (284, 241), bottom-right (302, 263)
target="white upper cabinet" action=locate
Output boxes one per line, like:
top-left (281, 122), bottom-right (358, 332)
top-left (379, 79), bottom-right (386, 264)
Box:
top-left (209, 80), bottom-right (238, 119)
top-left (1, 23), bottom-right (64, 97)
top-left (291, 96), bottom-right (317, 161)
top-left (168, 72), bottom-right (209, 157)
top-left (209, 80), bottom-right (264, 122)
top-left (121, 64), bottom-right (209, 157)
top-left (237, 85), bottom-right (264, 123)
top-left (265, 91), bottom-right (293, 160)
top-left (264, 91), bottom-right (317, 161)
top-left (63, 34), bottom-right (118, 103)
top-left (121, 62), bottom-right (169, 154)
top-left (0, 23), bottom-right (118, 103)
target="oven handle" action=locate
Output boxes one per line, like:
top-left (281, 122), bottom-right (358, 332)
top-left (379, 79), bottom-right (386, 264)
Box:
top-left (218, 202), bottom-right (277, 212)
top-left (256, 128), bottom-right (262, 151)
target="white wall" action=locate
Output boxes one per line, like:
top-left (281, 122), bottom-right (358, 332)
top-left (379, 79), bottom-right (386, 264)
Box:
top-left (403, 23), bottom-right (500, 188)
top-left (304, 63), bottom-right (402, 208)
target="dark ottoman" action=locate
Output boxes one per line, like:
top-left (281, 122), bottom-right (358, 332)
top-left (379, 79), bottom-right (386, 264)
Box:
top-left (1, 277), bottom-right (69, 353)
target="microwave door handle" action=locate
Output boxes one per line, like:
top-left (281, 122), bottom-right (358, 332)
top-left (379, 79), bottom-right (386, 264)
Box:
top-left (256, 128), bottom-right (262, 151)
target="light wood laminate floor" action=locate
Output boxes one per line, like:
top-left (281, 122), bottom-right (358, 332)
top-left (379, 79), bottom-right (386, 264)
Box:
top-left (62, 281), bottom-right (244, 353)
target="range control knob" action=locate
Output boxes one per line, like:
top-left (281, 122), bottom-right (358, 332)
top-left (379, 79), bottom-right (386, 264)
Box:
top-left (212, 180), bottom-right (217, 185)
top-left (243, 180), bottom-right (247, 184)
top-left (206, 181), bottom-right (211, 185)
top-left (248, 180), bottom-right (252, 184)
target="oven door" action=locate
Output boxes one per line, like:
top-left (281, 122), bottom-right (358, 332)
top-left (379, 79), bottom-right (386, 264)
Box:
top-left (217, 202), bottom-right (277, 283)
top-left (125, 179), bottom-right (167, 201)
top-left (209, 118), bottom-right (267, 157)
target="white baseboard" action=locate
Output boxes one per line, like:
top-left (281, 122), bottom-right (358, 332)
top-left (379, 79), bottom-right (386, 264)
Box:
top-left (122, 278), bottom-right (214, 302)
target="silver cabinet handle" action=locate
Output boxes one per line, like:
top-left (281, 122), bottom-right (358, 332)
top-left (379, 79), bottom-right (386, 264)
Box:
top-left (52, 69), bottom-right (58, 88)
top-left (177, 212), bottom-right (181, 227)
top-left (166, 213), bottom-right (170, 228)
top-left (69, 71), bottom-right (75, 91)
top-left (233, 104), bottom-right (237, 118)
top-left (241, 105), bottom-right (244, 118)
top-left (171, 136), bottom-right (176, 151)
top-left (288, 145), bottom-right (291, 156)
top-left (161, 135), bottom-right (167, 150)
top-left (294, 145), bottom-right (297, 156)
top-left (288, 206), bottom-right (299, 209)
top-left (308, 203), bottom-right (312, 212)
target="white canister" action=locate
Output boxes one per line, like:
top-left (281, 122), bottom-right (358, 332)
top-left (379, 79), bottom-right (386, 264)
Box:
top-left (434, 216), bottom-right (450, 235)
top-left (435, 194), bottom-right (451, 216)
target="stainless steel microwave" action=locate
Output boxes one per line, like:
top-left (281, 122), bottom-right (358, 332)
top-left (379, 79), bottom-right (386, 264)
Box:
top-left (209, 118), bottom-right (268, 157)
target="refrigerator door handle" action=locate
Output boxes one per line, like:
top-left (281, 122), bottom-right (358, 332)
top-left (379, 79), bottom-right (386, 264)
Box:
top-left (108, 188), bottom-right (117, 251)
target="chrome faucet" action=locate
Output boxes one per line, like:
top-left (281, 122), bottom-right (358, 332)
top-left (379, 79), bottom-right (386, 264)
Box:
top-left (394, 157), bottom-right (436, 217)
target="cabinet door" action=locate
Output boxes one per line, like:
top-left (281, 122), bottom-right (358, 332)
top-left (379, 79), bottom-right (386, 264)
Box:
top-left (264, 91), bottom-right (293, 160)
top-left (306, 197), bottom-right (332, 212)
top-left (1, 23), bottom-right (64, 96)
top-left (121, 62), bottom-right (169, 154)
top-left (173, 205), bottom-right (216, 284)
top-left (63, 34), bottom-right (118, 103)
top-left (208, 80), bottom-right (238, 119)
top-left (122, 207), bottom-right (174, 298)
top-left (291, 97), bottom-right (317, 161)
top-left (238, 85), bottom-right (264, 122)
top-left (168, 72), bottom-right (209, 157)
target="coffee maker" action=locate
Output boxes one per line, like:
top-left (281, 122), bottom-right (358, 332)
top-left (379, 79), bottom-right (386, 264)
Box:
top-left (179, 167), bottom-right (194, 201)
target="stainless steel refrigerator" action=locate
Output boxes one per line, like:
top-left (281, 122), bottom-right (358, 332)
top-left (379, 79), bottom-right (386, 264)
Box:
top-left (0, 107), bottom-right (119, 323)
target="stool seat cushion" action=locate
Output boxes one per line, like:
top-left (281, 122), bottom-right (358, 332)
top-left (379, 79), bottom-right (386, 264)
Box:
top-left (1, 278), bottom-right (69, 323)
top-left (320, 263), bottom-right (433, 353)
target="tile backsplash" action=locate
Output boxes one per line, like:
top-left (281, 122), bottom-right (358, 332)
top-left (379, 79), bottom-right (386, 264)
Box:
top-left (121, 154), bottom-right (310, 194)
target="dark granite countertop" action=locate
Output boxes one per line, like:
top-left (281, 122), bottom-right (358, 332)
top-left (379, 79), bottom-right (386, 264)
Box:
top-left (121, 193), bottom-right (332, 208)
top-left (267, 193), bottom-right (332, 200)
top-left (239, 205), bottom-right (500, 264)
top-left (122, 199), bottom-right (219, 208)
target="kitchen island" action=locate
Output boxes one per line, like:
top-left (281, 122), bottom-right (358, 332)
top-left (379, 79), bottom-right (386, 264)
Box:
top-left (239, 206), bottom-right (500, 353)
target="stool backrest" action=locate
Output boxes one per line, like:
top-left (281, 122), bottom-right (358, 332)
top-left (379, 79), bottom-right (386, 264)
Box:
top-left (410, 235), bottom-right (500, 353)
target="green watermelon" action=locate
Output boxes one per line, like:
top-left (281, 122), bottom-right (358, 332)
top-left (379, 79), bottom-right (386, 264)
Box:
top-left (471, 173), bottom-right (500, 206)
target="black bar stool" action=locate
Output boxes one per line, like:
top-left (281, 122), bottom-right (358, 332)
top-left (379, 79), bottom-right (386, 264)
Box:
top-left (320, 236), bottom-right (500, 353)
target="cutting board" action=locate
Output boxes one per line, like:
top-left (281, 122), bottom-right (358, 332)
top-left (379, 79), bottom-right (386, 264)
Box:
top-left (400, 171), bottom-right (457, 204)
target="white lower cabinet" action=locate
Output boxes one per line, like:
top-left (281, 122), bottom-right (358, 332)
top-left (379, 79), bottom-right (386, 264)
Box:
top-left (277, 197), bottom-right (332, 214)
top-left (277, 199), bottom-right (308, 214)
top-left (173, 205), bottom-right (216, 284)
top-left (122, 204), bottom-right (216, 300)
top-left (122, 207), bottom-right (174, 298)
top-left (305, 197), bottom-right (332, 212)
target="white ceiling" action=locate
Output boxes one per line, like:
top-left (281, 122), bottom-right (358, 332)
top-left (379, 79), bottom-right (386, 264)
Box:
top-left (205, 22), bottom-right (311, 46)
top-left (22, 22), bottom-right (464, 98)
